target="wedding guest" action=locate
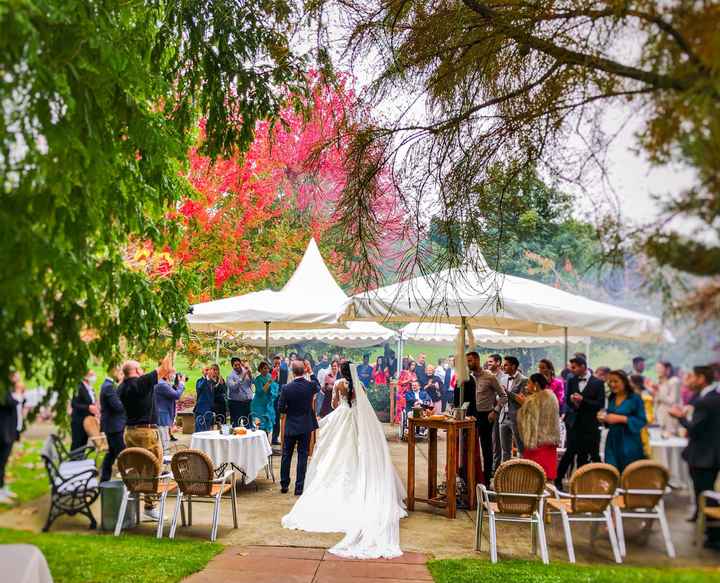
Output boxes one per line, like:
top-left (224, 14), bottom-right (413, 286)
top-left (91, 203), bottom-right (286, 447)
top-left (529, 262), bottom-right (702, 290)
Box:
top-left (595, 366), bottom-right (611, 384)
top-left (99, 366), bottom-right (125, 483)
top-left (118, 356), bottom-right (172, 520)
top-left (517, 373), bottom-right (561, 480)
top-left (443, 356), bottom-right (455, 412)
top-left (386, 349), bottom-right (398, 379)
top-left (650, 361), bottom-right (681, 435)
top-left (404, 380), bottom-right (432, 412)
top-left (631, 356), bottom-right (646, 387)
top-left (70, 370), bottom-right (98, 454)
top-left (538, 358), bottom-right (564, 408)
top-left (0, 372), bottom-right (22, 503)
top-left (555, 356), bottom-right (605, 489)
top-left (154, 369), bottom-right (185, 453)
top-left (415, 353), bottom-right (428, 387)
top-left (207, 364), bottom-right (227, 424)
top-left (357, 354), bottom-right (373, 388)
top-left (632, 373), bottom-right (655, 425)
top-left (319, 360), bottom-right (339, 418)
top-left (271, 354), bottom-right (288, 446)
top-left (373, 356), bottom-right (390, 386)
top-left (251, 361), bottom-right (279, 434)
top-left (600, 370), bottom-right (647, 472)
top-left (456, 351), bottom-right (507, 486)
top-left (194, 367), bottom-right (214, 431)
top-left (314, 354), bottom-right (329, 377)
top-left (681, 370), bottom-right (695, 406)
top-left (395, 360), bottom-right (416, 422)
top-left (499, 356), bottom-right (528, 461)
top-left (487, 353), bottom-right (506, 473)
top-left (227, 357), bottom-right (254, 427)
top-left (424, 366), bottom-right (443, 414)
top-left (670, 366), bottom-right (720, 548)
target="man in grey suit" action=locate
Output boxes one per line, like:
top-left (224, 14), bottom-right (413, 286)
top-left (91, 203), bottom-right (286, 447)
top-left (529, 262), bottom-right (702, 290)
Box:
top-left (498, 356), bottom-right (528, 463)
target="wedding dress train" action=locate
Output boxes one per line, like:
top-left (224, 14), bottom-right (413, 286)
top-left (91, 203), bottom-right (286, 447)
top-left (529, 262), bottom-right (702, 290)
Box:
top-left (281, 364), bottom-right (407, 559)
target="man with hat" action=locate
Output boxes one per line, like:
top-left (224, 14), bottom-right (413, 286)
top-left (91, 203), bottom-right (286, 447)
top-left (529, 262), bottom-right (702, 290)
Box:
top-left (227, 356), bottom-right (254, 427)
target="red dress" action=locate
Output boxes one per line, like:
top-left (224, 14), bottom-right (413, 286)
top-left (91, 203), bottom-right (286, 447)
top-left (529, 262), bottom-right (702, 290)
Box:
top-left (523, 444), bottom-right (557, 480)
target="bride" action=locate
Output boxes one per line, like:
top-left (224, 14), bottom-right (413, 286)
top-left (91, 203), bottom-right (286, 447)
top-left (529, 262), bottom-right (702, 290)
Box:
top-left (281, 361), bottom-right (407, 559)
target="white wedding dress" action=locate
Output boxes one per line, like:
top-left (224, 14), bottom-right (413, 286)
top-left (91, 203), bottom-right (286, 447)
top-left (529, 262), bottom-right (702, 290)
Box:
top-left (281, 364), bottom-right (407, 559)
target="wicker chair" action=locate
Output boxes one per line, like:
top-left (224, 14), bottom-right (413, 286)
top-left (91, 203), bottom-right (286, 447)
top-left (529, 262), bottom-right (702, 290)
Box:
top-left (169, 449), bottom-right (237, 541)
top-left (697, 491), bottom-right (720, 547)
top-left (475, 459), bottom-right (549, 563)
top-left (612, 460), bottom-right (674, 558)
top-left (115, 448), bottom-right (177, 538)
top-left (547, 463), bottom-right (622, 563)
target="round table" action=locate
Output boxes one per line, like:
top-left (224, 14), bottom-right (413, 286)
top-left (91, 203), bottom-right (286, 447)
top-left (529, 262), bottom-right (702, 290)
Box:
top-left (649, 434), bottom-right (691, 491)
top-left (190, 430), bottom-right (273, 483)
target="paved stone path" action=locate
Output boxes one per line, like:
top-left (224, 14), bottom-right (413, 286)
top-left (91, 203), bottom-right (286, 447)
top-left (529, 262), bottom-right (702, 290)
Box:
top-left (182, 546), bottom-right (432, 583)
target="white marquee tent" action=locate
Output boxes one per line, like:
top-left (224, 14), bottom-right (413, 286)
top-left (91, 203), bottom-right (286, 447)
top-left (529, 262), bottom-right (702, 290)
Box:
top-left (399, 322), bottom-right (589, 349)
top-left (233, 320), bottom-right (396, 349)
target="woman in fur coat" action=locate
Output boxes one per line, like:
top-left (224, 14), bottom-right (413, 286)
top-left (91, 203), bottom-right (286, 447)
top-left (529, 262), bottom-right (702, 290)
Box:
top-left (517, 373), bottom-right (561, 480)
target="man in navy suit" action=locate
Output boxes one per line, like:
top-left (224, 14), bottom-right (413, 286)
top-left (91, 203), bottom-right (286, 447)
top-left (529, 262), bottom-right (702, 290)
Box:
top-left (555, 356), bottom-right (606, 489)
top-left (99, 366), bottom-right (125, 482)
top-left (278, 360), bottom-right (320, 495)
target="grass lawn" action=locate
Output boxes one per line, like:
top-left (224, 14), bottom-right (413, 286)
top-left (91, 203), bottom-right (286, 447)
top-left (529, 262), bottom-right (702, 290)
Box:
top-left (0, 440), bottom-right (47, 510)
top-left (0, 528), bottom-right (222, 583)
top-left (427, 559), bottom-right (720, 583)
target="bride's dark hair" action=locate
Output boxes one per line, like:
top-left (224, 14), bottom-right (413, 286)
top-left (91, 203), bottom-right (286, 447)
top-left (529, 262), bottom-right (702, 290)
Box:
top-left (340, 361), bottom-right (354, 408)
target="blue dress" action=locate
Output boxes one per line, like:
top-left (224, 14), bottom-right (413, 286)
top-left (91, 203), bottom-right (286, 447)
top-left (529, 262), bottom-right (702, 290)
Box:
top-left (604, 392), bottom-right (647, 472)
top-left (194, 377), bottom-right (215, 431)
top-left (250, 374), bottom-right (279, 432)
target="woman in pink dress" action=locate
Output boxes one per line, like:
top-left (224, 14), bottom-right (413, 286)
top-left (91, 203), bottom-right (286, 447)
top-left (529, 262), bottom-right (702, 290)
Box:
top-left (394, 360), bottom-right (417, 423)
top-left (517, 373), bottom-right (561, 480)
top-left (538, 358), bottom-right (564, 407)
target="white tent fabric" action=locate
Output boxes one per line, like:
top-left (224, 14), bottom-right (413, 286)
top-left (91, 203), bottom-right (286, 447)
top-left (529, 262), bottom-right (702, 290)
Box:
top-left (233, 321), bottom-right (396, 349)
top-left (188, 239), bottom-right (349, 332)
top-left (399, 322), bottom-right (590, 348)
top-left (345, 257), bottom-right (665, 343)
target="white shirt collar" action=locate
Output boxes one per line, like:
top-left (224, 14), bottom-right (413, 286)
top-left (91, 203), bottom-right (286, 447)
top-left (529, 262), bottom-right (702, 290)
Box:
top-left (700, 383), bottom-right (718, 399)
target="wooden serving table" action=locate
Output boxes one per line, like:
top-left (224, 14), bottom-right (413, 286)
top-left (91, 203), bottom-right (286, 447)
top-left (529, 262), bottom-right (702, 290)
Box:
top-left (406, 416), bottom-right (477, 519)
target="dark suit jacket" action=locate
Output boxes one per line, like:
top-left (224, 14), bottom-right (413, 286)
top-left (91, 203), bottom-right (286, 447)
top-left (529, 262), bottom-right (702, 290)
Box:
top-left (71, 382), bottom-right (94, 423)
top-left (278, 377), bottom-right (319, 436)
top-left (502, 373), bottom-right (528, 423)
top-left (100, 378), bottom-right (126, 434)
top-left (0, 389), bottom-right (19, 445)
top-left (681, 388), bottom-right (720, 469)
top-left (564, 374), bottom-right (605, 435)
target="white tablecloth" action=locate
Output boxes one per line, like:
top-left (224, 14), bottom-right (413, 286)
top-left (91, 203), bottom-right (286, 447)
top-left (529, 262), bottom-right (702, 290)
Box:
top-left (190, 430), bottom-right (272, 483)
top-left (650, 435), bottom-right (691, 491)
top-left (0, 545), bottom-right (53, 583)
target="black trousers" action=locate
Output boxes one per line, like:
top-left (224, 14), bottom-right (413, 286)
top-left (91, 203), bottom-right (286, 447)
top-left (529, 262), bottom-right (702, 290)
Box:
top-left (0, 440), bottom-right (14, 488)
top-left (555, 427), bottom-right (601, 487)
top-left (691, 466), bottom-right (720, 542)
top-left (70, 417), bottom-right (88, 457)
top-left (280, 432), bottom-right (310, 493)
top-left (100, 431), bottom-right (126, 483)
top-left (271, 396), bottom-right (281, 444)
top-left (228, 400), bottom-right (251, 427)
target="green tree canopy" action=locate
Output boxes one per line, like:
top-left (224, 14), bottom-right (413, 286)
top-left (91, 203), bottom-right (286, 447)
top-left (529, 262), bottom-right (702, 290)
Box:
top-left (0, 0), bottom-right (307, 414)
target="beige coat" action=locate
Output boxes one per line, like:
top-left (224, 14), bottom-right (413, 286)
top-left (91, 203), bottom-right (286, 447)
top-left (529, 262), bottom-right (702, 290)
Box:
top-left (517, 389), bottom-right (561, 450)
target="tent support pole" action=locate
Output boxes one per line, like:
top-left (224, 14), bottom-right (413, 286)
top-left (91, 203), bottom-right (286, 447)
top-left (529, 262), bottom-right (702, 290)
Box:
top-left (264, 321), bottom-right (271, 362)
top-left (214, 331), bottom-right (221, 362)
top-left (563, 327), bottom-right (568, 367)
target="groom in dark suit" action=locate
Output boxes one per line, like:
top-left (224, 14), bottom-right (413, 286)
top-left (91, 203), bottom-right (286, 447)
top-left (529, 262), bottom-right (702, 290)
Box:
top-left (279, 360), bottom-right (320, 495)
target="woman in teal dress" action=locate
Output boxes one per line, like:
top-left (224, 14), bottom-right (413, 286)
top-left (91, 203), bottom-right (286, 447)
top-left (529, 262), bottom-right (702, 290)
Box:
top-left (251, 361), bottom-right (279, 434)
top-left (600, 370), bottom-right (647, 472)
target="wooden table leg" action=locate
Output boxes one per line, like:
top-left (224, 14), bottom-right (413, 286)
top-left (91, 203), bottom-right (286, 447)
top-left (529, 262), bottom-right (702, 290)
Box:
top-left (407, 419), bottom-right (415, 511)
top-left (446, 426), bottom-right (457, 519)
top-left (466, 424), bottom-right (477, 510)
top-left (428, 428), bottom-right (437, 499)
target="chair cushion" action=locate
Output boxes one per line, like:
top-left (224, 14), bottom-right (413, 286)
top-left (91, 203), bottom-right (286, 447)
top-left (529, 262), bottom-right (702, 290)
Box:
top-left (547, 498), bottom-right (573, 513)
top-left (704, 507), bottom-right (720, 520)
top-left (55, 476), bottom-right (99, 494)
top-left (58, 460), bottom-right (95, 478)
top-left (210, 482), bottom-right (233, 496)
